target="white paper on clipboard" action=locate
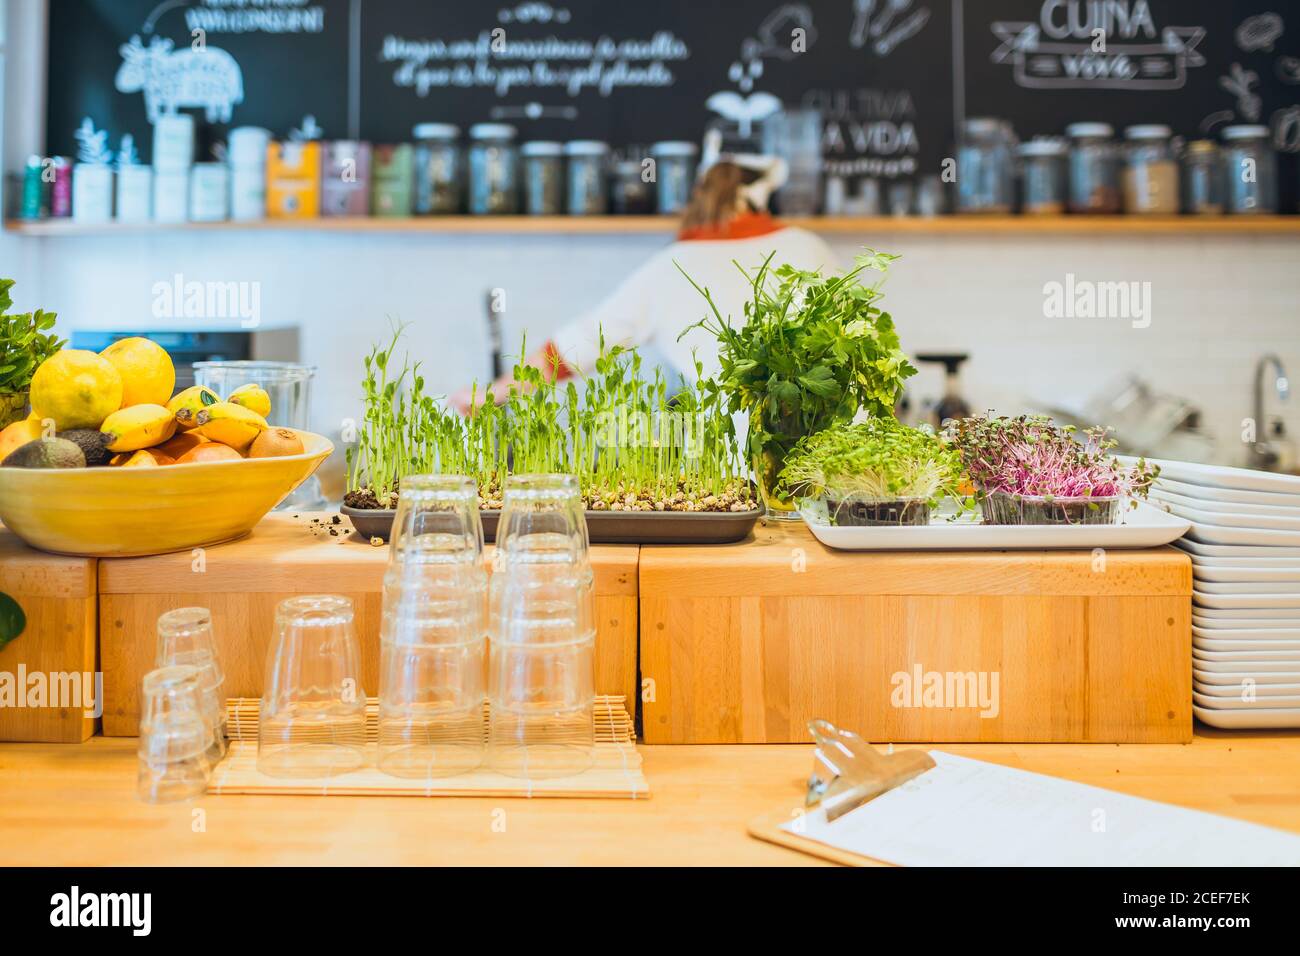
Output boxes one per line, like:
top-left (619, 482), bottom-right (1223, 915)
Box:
top-left (782, 752), bottom-right (1300, 866)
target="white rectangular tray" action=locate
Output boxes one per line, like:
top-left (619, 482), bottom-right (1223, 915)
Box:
top-left (1131, 457), bottom-right (1300, 495)
top-left (1194, 668), bottom-right (1300, 684)
top-left (801, 501), bottom-right (1189, 552)
top-left (1193, 691), bottom-right (1300, 710)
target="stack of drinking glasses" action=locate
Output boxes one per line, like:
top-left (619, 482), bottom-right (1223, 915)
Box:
top-left (137, 665), bottom-right (213, 803)
top-left (488, 474), bottom-right (597, 778)
top-left (377, 475), bottom-right (489, 777)
top-left (155, 607), bottom-right (226, 766)
top-left (257, 594), bottom-right (368, 777)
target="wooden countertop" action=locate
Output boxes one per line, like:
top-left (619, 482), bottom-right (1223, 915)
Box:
top-left (2, 730), bottom-right (1296, 865)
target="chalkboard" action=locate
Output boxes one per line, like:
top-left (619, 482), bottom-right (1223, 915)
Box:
top-left (46, 0), bottom-right (956, 185)
top-left (961, 0), bottom-right (1300, 209)
top-left (42, 1), bottom-right (1300, 210)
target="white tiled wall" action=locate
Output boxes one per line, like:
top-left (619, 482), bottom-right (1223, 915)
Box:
top-left (5, 228), bottom-right (1298, 478)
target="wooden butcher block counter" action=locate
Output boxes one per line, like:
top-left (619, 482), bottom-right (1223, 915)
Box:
top-left (639, 522), bottom-right (1192, 745)
top-left (98, 513), bottom-right (638, 736)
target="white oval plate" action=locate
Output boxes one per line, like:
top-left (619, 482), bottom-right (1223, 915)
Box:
top-left (1157, 475), bottom-right (1300, 507)
top-left (1153, 487), bottom-right (1300, 518)
top-left (1196, 580), bottom-right (1300, 595)
top-left (1194, 625), bottom-right (1300, 641)
top-left (1194, 617), bottom-right (1300, 633)
top-left (1195, 637), bottom-right (1300, 653)
top-left (1194, 706), bottom-right (1300, 728)
top-left (1195, 668), bottom-right (1300, 684)
top-left (1193, 691), bottom-right (1300, 710)
top-left (1175, 538), bottom-right (1300, 559)
top-left (1194, 592), bottom-right (1300, 609)
top-left (1185, 524), bottom-right (1300, 547)
top-left (1132, 457), bottom-right (1300, 495)
top-left (1194, 648), bottom-right (1300, 662)
top-left (1193, 566), bottom-right (1300, 582)
top-left (1195, 680), bottom-right (1300, 697)
top-left (1194, 608), bottom-right (1300, 623)
top-left (1152, 497), bottom-right (1300, 532)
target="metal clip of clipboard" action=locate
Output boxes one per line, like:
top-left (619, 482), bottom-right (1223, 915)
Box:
top-left (805, 719), bottom-right (937, 823)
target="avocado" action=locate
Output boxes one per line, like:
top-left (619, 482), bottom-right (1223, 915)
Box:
top-left (1, 437), bottom-right (86, 469)
top-left (56, 428), bottom-right (113, 466)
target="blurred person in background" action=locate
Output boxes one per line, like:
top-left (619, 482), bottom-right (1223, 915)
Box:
top-left (450, 138), bottom-right (839, 412)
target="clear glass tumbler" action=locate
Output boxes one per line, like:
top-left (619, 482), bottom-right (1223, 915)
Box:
top-left (138, 665), bottom-right (211, 803)
top-left (156, 606), bottom-right (227, 765)
top-left (378, 475), bottom-right (488, 779)
top-left (192, 360), bottom-right (322, 510)
top-left (488, 474), bottom-right (596, 779)
top-left (258, 595), bottom-right (367, 777)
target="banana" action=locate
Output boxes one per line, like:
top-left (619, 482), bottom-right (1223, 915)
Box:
top-left (226, 383), bottom-right (272, 418)
top-left (194, 401), bottom-right (268, 451)
top-left (100, 404), bottom-right (178, 453)
top-left (167, 385), bottom-right (221, 430)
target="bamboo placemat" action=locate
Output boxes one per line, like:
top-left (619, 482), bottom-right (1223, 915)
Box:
top-left (210, 696), bottom-right (646, 799)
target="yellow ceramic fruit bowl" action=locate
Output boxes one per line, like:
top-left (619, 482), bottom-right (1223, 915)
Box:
top-left (0, 430), bottom-right (333, 557)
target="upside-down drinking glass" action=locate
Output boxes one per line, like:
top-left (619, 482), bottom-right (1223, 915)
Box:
top-left (155, 606), bottom-right (226, 765)
top-left (488, 474), bottom-right (596, 779)
top-left (258, 595), bottom-right (367, 777)
top-left (377, 475), bottom-right (488, 779)
top-left (138, 665), bottom-right (211, 803)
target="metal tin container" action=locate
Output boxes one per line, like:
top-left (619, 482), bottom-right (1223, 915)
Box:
top-left (371, 144), bottom-right (414, 217)
top-left (321, 140), bottom-right (372, 216)
top-left (649, 141), bottom-right (698, 214)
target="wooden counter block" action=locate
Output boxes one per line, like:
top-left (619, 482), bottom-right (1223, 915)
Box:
top-left (640, 523), bottom-right (1192, 744)
top-left (99, 513), bottom-right (638, 736)
top-left (0, 530), bottom-right (98, 742)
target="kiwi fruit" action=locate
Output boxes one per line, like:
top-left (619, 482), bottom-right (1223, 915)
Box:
top-left (56, 428), bottom-right (113, 466)
top-left (248, 427), bottom-right (305, 459)
top-left (2, 437), bottom-right (87, 469)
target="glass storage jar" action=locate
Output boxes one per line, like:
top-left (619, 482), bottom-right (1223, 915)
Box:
top-left (413, 123), bottom-right (461, 215)
top-left (1180, 140), bottom-right (1222, 214)
top-left (1017, 138), bottom-right (1067, 215)
top-left (564, 140), bottom-right (609, 215)
top-left (610, 159), bottom-right (654, 214)
top-left (1221, 125), bottom-right (1278, 214)
top-left (521, 141), bottom-right (563, 215)
top-left (468, 123), bottom-right (518, 215)
top-left (1067, 122), bottom-right (1121, 213)
top-left (649, 141), bottom-right (698, 214)
top-left (956, 117), bottom-right (1015, 214)
top-left (1122, 125), bottom-right (1179, 214)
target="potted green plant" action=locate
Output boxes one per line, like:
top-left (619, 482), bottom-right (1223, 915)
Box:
top-left (0, 279), bottom-right (63, 428)
top-left (944, 413), bottom-right (1158, 526)
top-left (777, 417), bottom-right (966, 526)
top-left (678, 250), bottom-right (915, 519)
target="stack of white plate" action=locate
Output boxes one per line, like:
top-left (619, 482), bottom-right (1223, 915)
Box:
top-left (1141, 458), bottom-right (1300, 729)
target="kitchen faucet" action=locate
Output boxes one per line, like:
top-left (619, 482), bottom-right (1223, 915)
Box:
top-left (1250, 354), bottom-right (1290, 470)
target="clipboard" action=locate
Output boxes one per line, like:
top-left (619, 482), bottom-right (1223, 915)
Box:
top-left (747, 807), bottom-right (892, 867)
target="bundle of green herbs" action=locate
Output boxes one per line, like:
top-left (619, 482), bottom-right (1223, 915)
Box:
top-left (944, 413), bottom-right (1158, 525)
top-left (778, 417), bottom-right (967, 526)
top-left (0, 279), bottom-right (63, 428)
top-left (677, 249), bottom-right (915, 515)
top-left (344, 326), bottom-right (755, 514)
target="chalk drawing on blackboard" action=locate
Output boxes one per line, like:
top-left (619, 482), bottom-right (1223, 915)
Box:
top-left (497, 3), bottom-right (571, 26)
top-left (1220, 64), bottom-right (1263, 122)
top-left (706, 91), bottom-right (782, 138)
top-left (989, 11), bottom-right (1205, 91)
top-left (142, 0), bottom-right (190, 36)
top-left (1236, 13), bottom-right (1284, 53)
top-left (74, 118), bottom-right (113, 165)
top-left (741, 5), bottom-right (817, 63)
top-left (1278, 57), bottom-right (1300, 85)
top-left (1199, 110), bottom-right (1235, 136)
top-left (289, 115), bottom-right (324, 141)
top-left (115, 35), bottom-right (244, 123)
top-left (1274, 107), bottom-right (1300, 153)
top-left (492, 103), bottom-right (579, 121)
top-left (849, 0), bottom-right (930, 57)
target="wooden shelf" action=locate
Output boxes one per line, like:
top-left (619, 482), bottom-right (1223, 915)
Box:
top-left (4, 213), bottom-right (1300, 237)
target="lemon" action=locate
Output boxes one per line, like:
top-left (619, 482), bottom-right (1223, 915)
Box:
top-left (29, 349), bottom-right (124, 430)
top-left (100, 337), bottom-right (175, 408)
